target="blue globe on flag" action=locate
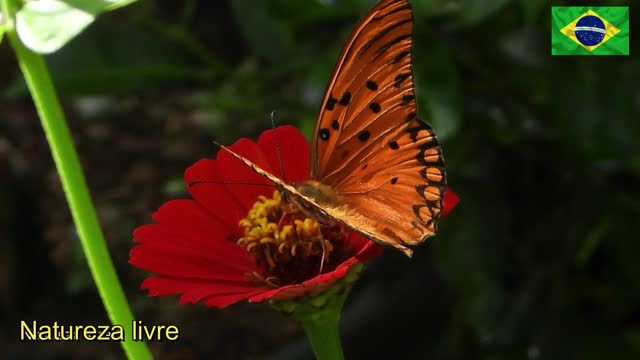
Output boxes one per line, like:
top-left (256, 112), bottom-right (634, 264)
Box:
top-left (574, 15), bottom-right (606, 46)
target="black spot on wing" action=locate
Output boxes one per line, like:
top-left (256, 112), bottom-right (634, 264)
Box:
top-left (373, 34), bottom-right (412, 60)
top-left (369, 102), bottom-right (381, 113)
top-left (394, 50), bottom-right (410, 63)
top-left (366, 80), bottom-right (378, 90)
top-left (394, 73), bottom-right (410, 87)
top-left (331, 120), bottom-right (340, 130)
top-left (405, 120), bottom-right (430, 142)
top-left (401, 94), bottom-right (415, 105)
top-left (372, 4), bottom-right (412, 21)
top-left (339, 91), bottom-right (351, 106)
top-left (411, 221), bottom-right (425, 236)
top-left (325, 95), bottom-right (338, 110)
top-left (358, 19), bottom-right (412, 58)
top-left (358, 130), bottom-right (371, 142)
top-left (319, 128), bottom-right (330, 141)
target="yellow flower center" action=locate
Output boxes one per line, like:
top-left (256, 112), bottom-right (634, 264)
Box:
top-left (237, 191), bottom-right (350, 287)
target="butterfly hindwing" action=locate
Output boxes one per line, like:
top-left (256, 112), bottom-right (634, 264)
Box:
top-left (337, 117), bottom-right (446, 253)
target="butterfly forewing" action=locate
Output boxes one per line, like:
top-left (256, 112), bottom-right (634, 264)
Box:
top-left (309, 0), bottom-right (446, 254)
top-left (311, 0), bottom-right (415, 179)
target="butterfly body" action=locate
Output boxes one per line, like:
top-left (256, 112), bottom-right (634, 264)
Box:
top-left (294, 180), bottom-right (340, 206)
top-left (281, 180), bottom-right (342, 226)
top-left (220, 0), bottom-right (446, 257)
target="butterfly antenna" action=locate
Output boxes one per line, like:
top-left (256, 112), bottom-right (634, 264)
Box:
top-left (188, 180), bottom-right (276, 188)
top-left (270, 111), bottom-right (288, 183)
top-left (196, 140), bottom-right (277, 188)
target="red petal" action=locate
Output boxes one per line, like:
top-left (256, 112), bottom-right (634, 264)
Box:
top-left (342, 232), bottom-right (382, 262)
top-left (354, 241), bottom-right (384, 261)
top-left (150, 199), bottom-right (239, 242)
top-left (248, 256), bottom-right (361, 302)
top-left (130, 200), bottom-right (255, 281)
top-left (185, 159), bottom-right (248, 230)
top-left (141, 276), bottom-right (263, 305)
top-left (141, 199), bottom-right (247, 256)
top-left (217, 138), bottom-right (277, 208)
top-left (441, 188), bottom-right (460, 217)
top-left (130, 241), bottom-right (250, 282)
top-left (204, 290), bottom-right (268, 308)
top-left (257, 125), bottom-right (309, 183)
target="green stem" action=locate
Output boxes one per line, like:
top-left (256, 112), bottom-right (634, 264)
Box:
top-left (273, 263), bottom-right (363, 360)
top-left (301, 308), bottom-right (345, 360)
top-left (0, 1), bottom-right (151, 359)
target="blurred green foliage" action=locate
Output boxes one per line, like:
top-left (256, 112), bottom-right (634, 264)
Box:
top-left (4, 0), bottom-right (640, 359)
top-left (12, 0), bottom-right (138, 53)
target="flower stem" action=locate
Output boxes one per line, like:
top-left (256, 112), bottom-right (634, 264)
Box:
top-left (273, 263), bottom-right (363, 360)
top-left (0, 1), bottom-right (151, 359)
top-left (301, 307), bottom-right (345, 360)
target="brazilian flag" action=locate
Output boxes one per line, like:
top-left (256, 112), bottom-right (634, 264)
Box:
top-left (551, 7), bottom-right (629, 55)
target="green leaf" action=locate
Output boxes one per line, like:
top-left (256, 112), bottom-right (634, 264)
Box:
top-left (101, 0), bottom-right (140, 12)
top-left (7, 21), bottom-right (200, 96)
top-left (0, 10), bottom-right (5, 44)
top-left (14, 0), bottom-right (138, 54)
top-left (16, 0), bottom-right (97, 54)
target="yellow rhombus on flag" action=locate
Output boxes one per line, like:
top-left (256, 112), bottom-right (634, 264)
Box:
top-left (560, 10), bottom-right (620, 52)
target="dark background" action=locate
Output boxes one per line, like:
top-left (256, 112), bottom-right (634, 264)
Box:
top-left (2, 0), bottom-right (639, 359)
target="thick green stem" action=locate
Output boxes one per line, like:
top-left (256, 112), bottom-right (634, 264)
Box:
top-left (273, 263), bottom-right (363, 360)
top-left (0, 1), bottom-right (151, 359)
top-left (301, 308), bottom-right (345, 360)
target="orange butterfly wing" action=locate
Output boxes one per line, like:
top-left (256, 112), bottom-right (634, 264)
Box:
top-left (311, 0), bottom-right (415, 179)
top-left (217, 0), bottom-right (446, 257)
top-left (309, 0), bottom-right (446, 256)
top-left (216, 142), bottom-right (442, 258)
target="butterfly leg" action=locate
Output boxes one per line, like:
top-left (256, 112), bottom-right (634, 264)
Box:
top-left (318, 236), bottom-right (327, 276)
top-left (314, 233), bottom-right (337, 276)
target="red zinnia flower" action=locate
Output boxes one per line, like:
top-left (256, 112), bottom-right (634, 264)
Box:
top-left (130, 125), bottom-right (459, 308)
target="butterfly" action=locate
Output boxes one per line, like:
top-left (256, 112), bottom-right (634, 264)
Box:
top-left (218, 0), bottom-right (446, 257)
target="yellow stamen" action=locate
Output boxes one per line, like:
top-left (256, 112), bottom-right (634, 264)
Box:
top-left (236, 190), bottom-right (349, 287)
